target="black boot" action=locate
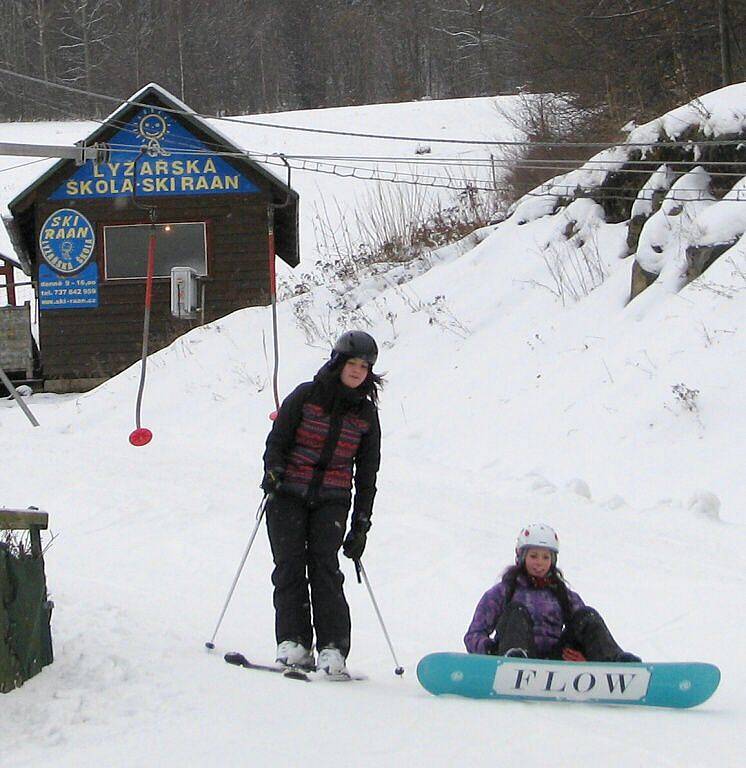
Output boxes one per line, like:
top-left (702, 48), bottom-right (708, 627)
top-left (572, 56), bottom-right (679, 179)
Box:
top-left (569, 607), bottom-right (640, 662)
top-left (616, 651), bottom-right (642, 663)
top-left (495, 603), bottom-right (536, 657)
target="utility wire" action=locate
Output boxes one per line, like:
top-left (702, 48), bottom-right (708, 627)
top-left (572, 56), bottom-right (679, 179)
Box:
top-left (0, 158), bottom-right (50, 174)
top-left (2, 65), bottom-right (746, 150)
top-left (30, 134), bottom-right (746, 181)
top-left (5, 141), bottom-right (746, 202)
top-left (89, 137), bottom-right (746, 181)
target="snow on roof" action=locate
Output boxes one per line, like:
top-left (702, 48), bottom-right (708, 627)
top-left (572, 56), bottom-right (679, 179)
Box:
top-left (100, 82), bottom-right (196, 124)
top-left (100, 82), bottom-right (289, 187)
top-left (0, 222), bottom-right (19, 266)
top-left (97, 81), bottom-right (284, 179)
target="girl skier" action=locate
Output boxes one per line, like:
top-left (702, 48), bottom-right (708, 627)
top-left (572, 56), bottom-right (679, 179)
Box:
top-left (464, 523), bottom-right (640, 663)
top-left (261, 330), bottom-right (382, 676)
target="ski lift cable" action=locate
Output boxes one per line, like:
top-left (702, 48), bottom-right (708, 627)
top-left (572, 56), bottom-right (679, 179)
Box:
top-left (8, 134), bottom-right (746, 187)
top-left (95, 127), bottom-right (746, 170)
top-left (97, 141), bottom-right (746, 199)
top-left (3, 140), bottom-right (744, 203)
top-left (2, 65), bottom-right (746, 150)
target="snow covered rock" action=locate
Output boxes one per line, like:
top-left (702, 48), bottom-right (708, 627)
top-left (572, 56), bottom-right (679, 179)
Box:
top-left (687, 490), bottom-right (721, 520)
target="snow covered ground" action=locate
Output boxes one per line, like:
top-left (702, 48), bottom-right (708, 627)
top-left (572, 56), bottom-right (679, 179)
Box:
top-left (1, 92), bottom-right (744, 767)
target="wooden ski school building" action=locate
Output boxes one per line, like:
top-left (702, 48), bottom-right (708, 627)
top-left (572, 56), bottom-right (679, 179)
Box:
top-left (0, 83), bottom-right (299, 393)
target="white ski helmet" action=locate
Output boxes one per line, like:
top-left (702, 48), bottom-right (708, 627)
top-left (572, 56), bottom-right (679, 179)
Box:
top-left (515, 523), bottom-right (559, 564)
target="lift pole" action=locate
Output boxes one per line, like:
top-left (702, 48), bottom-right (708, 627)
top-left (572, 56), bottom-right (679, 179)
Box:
top-left (0, 142), bottom-right (109, 165)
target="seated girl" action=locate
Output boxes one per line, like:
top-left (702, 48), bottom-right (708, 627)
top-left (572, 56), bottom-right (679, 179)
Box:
top-left (464, 523), bottom-right (640, 663)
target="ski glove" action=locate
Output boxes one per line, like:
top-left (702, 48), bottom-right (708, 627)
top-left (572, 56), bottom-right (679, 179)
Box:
top-left (261, 467), bottom-right (284, 494)
top-left (342, 529), bottom-right (367, 561)
top-left (562, 647), bottom-right (587, 663)
top-left (342, 517), bottom-right (371, 561)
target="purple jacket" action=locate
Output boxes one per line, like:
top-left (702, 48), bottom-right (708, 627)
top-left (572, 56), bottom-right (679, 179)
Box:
top-left (464, 572), bottom-right (585, 655)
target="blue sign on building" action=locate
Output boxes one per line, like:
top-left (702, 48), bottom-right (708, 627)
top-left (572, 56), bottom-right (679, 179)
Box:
top-left (39, 262), bottom-right (99, 310)
top-left (38, 207), bottom-right (99, 310)
top-left (39, 208), bottom-right (96, 274)
top-left (50, 107), bottom-right (261, 200)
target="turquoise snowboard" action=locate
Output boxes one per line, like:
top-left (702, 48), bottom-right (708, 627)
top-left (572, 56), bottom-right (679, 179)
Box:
top-left (417, 652), bottom-right (720, 709)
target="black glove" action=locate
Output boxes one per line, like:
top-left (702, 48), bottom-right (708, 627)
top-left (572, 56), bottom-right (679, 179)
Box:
top-left (261, 467), bottom-right (284, 494)
top-left (342, 518), bottom-right (370, 561)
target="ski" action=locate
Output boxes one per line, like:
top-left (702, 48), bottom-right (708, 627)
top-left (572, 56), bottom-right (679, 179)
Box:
top-left (224, 651), bottom-right (311, 681)
top-left (224, 651), bottom-right (367, 682)
top-left (309, 670), bottom-right (368, 683)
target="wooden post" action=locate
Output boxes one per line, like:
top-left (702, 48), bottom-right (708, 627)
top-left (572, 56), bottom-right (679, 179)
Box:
top-left (0, 509), bottom-right (49, 558)
top-left (0, 262), bottom-right (16, 306)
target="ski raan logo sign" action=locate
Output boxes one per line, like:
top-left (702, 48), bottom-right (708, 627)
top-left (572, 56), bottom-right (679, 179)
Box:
top-left (50, 107), bottom-right (260, 200)
top-left (493, 661), bottom-right (651, 702)
top-left (39, 209), bottom-right (95, 274)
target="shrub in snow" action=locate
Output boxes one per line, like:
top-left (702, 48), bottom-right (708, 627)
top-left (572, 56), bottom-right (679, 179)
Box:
top-left (671, 383), bottom-right (700, 413)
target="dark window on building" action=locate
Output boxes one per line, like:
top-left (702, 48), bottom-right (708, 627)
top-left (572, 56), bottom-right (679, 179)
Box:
top-left (104, 222), bottom-right (207, 280)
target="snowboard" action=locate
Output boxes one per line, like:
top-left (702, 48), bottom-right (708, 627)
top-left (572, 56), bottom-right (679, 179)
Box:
top-left (417, 652), bottom-right (720, 708)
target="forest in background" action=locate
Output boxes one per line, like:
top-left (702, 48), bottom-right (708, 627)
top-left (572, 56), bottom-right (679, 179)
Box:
top-left (1, 1), bottom-right (745, 138)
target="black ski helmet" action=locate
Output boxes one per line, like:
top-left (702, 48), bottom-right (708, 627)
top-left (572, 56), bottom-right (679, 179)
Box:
top-left (332, 330), bottom-right (378, 366)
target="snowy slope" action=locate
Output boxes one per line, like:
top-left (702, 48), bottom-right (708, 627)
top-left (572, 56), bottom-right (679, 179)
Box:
top-left (2, 92), bottom-right (745, 767)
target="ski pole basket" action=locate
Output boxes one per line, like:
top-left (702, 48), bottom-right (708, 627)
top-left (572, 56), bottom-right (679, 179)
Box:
top-left (0, 507), bottom-right (54, 693)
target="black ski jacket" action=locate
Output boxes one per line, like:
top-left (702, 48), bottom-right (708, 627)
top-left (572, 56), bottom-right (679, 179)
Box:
top-left (263, 378), bottom-right (381, 526)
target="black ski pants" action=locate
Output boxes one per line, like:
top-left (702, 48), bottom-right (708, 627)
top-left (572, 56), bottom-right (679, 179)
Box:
top-left (266, 493), bottom-right (351, 657)
top-left (495, 603), bottom-right (627, 661)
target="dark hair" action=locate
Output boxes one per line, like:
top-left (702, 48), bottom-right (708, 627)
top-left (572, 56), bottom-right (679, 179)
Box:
top-left (500, 562), bottom-right (573, 623)
top-left (314, 355), bottom-right (384, 408)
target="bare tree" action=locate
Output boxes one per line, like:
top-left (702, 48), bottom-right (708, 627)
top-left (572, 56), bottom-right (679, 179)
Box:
top-left (57, 0), bottom-right (122, 112)
top-left (1, 0), bottom-right (744, 122)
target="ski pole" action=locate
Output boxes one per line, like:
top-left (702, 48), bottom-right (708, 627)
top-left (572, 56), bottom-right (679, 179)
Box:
top-left (205, 494), bottom-right (269, 650)
top-left (355, 559), bottom-right (404, 676)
